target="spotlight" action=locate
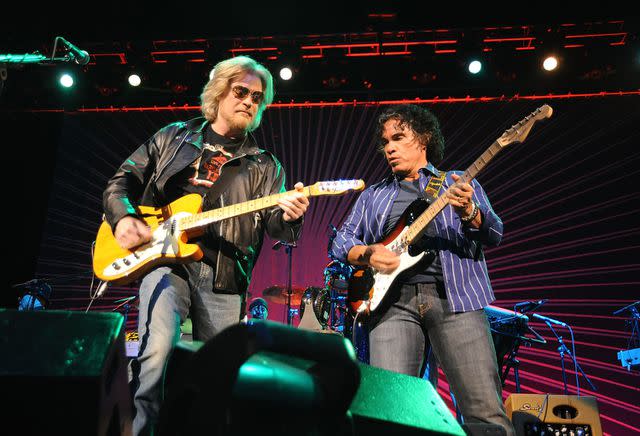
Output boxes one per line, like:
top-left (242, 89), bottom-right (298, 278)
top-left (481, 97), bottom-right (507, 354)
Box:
top-left (59, 73), bottom-right (74, 88)
top-left (468, 60), bottom-right (482, 75)
top-left (128, 74), bottom-right (141, 87)
top-left (279, 66), bottom-right (293, 81)
top-left (543, 56), bottom-right (558, 71)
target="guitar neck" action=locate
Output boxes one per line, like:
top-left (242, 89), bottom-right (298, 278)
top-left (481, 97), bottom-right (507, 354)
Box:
top-left (178, 186), bottom-right (311, 232)
top-left (406, 139), bottom-right (503, 244)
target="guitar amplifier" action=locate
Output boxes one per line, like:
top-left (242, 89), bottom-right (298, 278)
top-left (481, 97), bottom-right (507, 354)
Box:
top-left (505, 394), bottom-right (602, 436)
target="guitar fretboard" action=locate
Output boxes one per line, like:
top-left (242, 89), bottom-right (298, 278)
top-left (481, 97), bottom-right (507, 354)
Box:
top-left (177, 187), bottom-right (311, 231)
top-left (405, 140), bottom-right (502, 244)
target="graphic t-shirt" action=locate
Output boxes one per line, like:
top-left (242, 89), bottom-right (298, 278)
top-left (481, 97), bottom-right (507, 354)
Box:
top-left (179, 127), bottom-right (245, 196)
top-left (174, 127), bottom-right (246, 267)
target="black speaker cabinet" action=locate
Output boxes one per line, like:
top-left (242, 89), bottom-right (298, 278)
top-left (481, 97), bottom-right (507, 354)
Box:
top-left (505, 394), bottom-right (602, 436)
top-left (0, 309), bottom-right (132, 435)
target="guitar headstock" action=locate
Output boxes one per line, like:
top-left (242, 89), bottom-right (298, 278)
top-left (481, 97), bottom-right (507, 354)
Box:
top-left (497, 104), bottom-right (553, 148)
top-left (308, 179), bottom-right (366, 196)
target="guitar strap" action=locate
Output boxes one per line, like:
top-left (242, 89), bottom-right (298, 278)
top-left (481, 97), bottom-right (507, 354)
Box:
top-left (422, 170), bottom-right (446, 203)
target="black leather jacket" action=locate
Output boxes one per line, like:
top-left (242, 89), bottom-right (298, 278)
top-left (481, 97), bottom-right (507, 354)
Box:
top-left (103, 117), bottom-right (302, 293)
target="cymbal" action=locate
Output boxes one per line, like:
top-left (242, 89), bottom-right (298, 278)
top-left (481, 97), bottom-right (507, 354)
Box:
top-left (262, 285), bottom-right (306, 305)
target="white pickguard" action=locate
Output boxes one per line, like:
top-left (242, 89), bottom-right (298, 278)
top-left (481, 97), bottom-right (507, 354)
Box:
top-left (100, 212), bottom-right (191, 280)
top-left (355, 226), bottom-right (427, 313)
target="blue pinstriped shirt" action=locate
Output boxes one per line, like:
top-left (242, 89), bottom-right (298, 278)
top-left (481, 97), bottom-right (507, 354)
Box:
top-left (331, 163), bottom-right (503, 313)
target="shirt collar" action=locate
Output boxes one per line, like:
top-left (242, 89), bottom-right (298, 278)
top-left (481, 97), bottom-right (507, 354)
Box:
top-left (389, 162), bottom-right (441, 185)
top-left (421, 162), bottom-right (441, 177)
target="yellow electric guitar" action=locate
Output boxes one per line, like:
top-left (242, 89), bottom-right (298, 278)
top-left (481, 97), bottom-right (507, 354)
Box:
top-left (93, 180), bottom-right (364, 285)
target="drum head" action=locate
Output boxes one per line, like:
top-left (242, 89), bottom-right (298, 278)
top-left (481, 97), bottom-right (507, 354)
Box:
top-left (299, 287), bottom-right (330, 328)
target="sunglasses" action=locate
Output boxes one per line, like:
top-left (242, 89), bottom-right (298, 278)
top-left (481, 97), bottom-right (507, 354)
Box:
top-left (231, 85), bottom-right (264, 105)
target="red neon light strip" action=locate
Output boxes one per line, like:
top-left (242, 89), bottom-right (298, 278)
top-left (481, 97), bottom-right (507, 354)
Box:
top-left (301, 40), bottom-right (457, 50)
top-left (565, 32), bottom-right (627, 39)
top-left (24, 90), bottom-right (640, 113)
top-left (150, 50), bottom-right (205, 55)
top-left (89, 53), bottom-right (127, 64)
top-left (483, 37), bottom-right (536, 43)
top-left (230, 47), bottom-right (278, 53)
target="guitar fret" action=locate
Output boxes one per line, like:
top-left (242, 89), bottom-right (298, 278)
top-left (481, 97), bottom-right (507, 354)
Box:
top-left (176, 180), bottom-right (365, 232)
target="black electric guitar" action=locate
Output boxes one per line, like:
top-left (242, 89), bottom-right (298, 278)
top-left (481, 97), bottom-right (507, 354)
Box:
top-left (348, 104), bottom-right (553, 314)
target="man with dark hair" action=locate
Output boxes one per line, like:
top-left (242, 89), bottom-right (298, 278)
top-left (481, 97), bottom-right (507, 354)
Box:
top-left (331, 104), bottom-right (513, 434)
top-left (103, 55), bottom-right (309, 435)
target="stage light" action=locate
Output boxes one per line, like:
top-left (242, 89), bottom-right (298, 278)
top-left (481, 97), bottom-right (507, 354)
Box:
top-left (59, 73), bottom-right (74, 88)
top-left (279, 66), bottom-right (293, 80)
top-left (468, 60), bottom-right (482, 74)
top-left (128, 74), bottom-right (141, 87)
top-left (543, 56), bottom-right (558, 71)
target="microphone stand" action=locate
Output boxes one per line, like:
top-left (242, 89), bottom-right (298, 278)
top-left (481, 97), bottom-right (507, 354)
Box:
top-left (546, 322), bottom-right (596, 395)
top-left (501, 340), bottom-right (523, 392)
top-left (1, 36), bottom-right (88, 97)
top-left (273, 240), bottom-right (297, 326)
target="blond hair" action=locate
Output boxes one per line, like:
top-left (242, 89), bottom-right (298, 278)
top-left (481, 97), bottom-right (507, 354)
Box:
top-left (200, 56), bottom-right (274, 132)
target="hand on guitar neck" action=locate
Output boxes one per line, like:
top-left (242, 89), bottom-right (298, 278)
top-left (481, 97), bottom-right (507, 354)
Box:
top-left (277, 181), bottom-right (310, 222)
top-left (446, 173), bottom-right (481, 228)
top-left (114, 216), bottom-right (152, 250)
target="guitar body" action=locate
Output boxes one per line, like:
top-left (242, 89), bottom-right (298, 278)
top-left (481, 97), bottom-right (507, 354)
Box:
top-left (348, 198), bottom-right (436, 314)
top-left (93, 193), bottom-right (204, 285)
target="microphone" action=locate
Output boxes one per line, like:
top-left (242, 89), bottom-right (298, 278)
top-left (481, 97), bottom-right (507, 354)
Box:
top-left (272, 240), bottom-right (283, 251)
top-left (59, 37), bottom-right (90, 65)
top-left (613, 301), bottom-right (640, 316)
top-left (531, 313), bottom-right (568, 327)
top-left (514, 299), bottom-right (547, 313)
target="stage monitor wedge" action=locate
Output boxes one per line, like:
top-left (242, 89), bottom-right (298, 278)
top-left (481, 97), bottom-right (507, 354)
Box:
top-left (0, 309), bottom-right (132, 436)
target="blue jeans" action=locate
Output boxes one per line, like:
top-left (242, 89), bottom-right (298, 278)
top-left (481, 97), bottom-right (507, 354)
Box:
top-left (369, 283), bottom-right (514, 435)
top-left (130, 262), bottom-right (242, 436)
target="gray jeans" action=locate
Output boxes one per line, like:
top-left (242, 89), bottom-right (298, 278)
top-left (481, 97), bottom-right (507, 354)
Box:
top-left (369, 282), bottom-right (514, 435)
top-left (130, 262), bottom-right (242, 436)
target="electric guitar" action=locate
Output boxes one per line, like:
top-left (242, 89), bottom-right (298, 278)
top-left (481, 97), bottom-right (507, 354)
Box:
top-left (348, 104), bottom-right (553, 314)
top-left (93, 179), bottom-right (365, 285)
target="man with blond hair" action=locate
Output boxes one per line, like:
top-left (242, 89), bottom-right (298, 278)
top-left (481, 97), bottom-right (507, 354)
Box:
top-left (103, 55), bottom-right (309, 434)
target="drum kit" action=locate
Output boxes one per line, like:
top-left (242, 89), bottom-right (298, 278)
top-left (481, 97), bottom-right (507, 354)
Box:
top-left (259, 259), bottom-right (356, 336)
top-left (260, 227), bottom-right (359, 336)
top-left (260, 229), bottom-right (369, 361)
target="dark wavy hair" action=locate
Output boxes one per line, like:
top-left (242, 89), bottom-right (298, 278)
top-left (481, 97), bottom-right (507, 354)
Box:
top-left (375, 104), bottom-right (445, 166)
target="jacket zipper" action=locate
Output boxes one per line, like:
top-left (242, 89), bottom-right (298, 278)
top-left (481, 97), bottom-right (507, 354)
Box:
top-left (154, 131), bottom-right (190, 187)
top-left (213, 152), bottom-right (251, 288)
